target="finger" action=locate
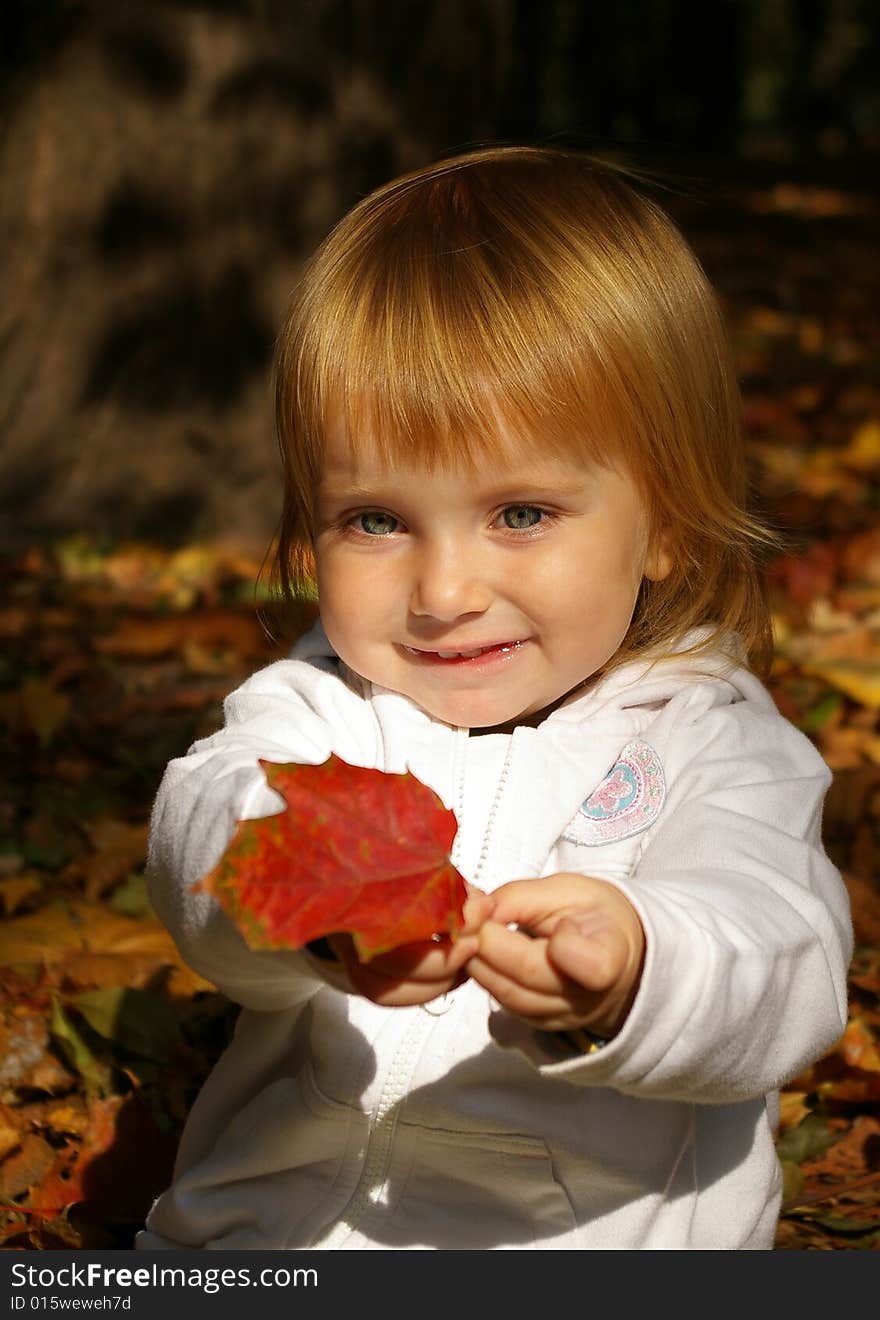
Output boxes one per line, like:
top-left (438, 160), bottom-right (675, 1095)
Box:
top-left (460, 887), bottom-right (495, 933)
top-left (467, 954), bottom-right (579, 1024)
top-left (364, 930), bottom-right (481, 980)
top-left (547, 918), bottom-right (630, 993)
top-left (475, 920), bottom-right (570, 996)
top-left (486, 876), bottom-right (596, 935)
top-left (347, 964), bottom-right (460, 1006)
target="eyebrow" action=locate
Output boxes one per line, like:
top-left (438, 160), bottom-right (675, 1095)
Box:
top-left (317, 479), bottom-right (589, 502)
top-left (474, 480), bottom-right (588, 500)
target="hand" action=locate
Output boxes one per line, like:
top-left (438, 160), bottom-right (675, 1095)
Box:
top-left (467, 872), bottom-right (645, 1038)
top-left (309, 885), bottom-right (495, 1007)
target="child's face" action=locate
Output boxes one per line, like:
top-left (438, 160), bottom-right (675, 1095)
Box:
top-left (313, 418), bottom-right (671, 731)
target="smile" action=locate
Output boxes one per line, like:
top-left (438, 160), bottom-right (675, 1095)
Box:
top-left (402, 640), bottom-right (527, 665)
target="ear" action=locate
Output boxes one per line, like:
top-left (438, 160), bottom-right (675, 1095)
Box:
top-left (644, 530), bottom-right (674, 583)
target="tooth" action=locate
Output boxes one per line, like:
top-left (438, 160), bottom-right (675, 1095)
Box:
top-left (436, 650), bottom-right (459, 658)
top-left (460, 649), bottom-right (484, 658)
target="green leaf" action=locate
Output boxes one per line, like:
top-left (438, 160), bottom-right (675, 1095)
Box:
top-left (799, 690), bottom-right (842, 733)
top-left (780, 1160), bottom-right (804, 1204)
top-left (775, 1113), bottom-right (834, 1165)
top-left (49, 995), bottom-right (113, 1095)
top-left (810, 1215), bottom-right (880, 1235)
top-left (69, 987), bottom-right (181, 1062)
top-left (108, 871), bottom-right (153, 918)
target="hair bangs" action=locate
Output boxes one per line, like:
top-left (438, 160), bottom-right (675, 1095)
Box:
top-left (292, 174), bottom-right (621, 477)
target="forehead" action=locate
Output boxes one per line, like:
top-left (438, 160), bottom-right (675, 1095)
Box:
top-left (318, 408), bottom-right (605, 488)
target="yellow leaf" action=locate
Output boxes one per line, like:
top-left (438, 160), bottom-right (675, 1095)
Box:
top-left (778, 1091), bottom-right (811, 1131)
top-left (0, 901), bottom-right (90, 963)
top-left (800, 658), bottom-right (880, 708)
top-left (0, 900), bottom-right (212, 997)
top-left (839, 1017), bottom-right (880, 1073)
top-left (842, 419), bottom-right (880, 471)
top-left (43, 1104), bottom-right (89, 1137)
top-left (0, 1105), bottom-right (22, 1160)
top-left (0, 873), bottom-right (42, 916)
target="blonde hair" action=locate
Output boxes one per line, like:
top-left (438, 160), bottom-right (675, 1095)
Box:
top-left (273, 145), bottom-right (777, 677)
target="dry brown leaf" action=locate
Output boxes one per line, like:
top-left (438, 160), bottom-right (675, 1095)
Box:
top-left (26, 1092), bottom-right (178, 1221)
top-left (93, 609), bottom-right (267, 659)
top-left (0, 1133), bottom-right (56, 1201)
top-left (62, 820), bottom-right (148, 902)
top-left (840, 420), bottom-right (880, 473)
top-left (41, 1103), bottom-right (89, 1138)
top-left (799, 1115), bottom-right (880, 1187)
top-left (0, 1011), bottom-right (52, 1092)
top-left (0, 873), bottom-right (42, 916)
top-left (0, 901), bottom-right (212, 996)
top-left (0, 607), bottom-right (34, 638)
top-left (17, 677), bottom-right (71, 746)
top-left (845, 873), bottom-right (880, 947)
top-left (58, 951), bottom-right (170, 992)
top-left (0, 1103), bottom-right (24, 1161)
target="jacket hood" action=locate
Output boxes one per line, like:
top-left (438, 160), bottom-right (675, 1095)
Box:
top-left (290, 620), bottom-right (774, 730)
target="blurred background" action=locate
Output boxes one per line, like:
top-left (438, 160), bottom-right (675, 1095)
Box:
top-left (1, 1), bottom-right (880, 1252)
top-left (1, 0), bottom-right (878, 546)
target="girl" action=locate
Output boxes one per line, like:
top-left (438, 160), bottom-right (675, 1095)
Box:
top-left (138, 146), bottom-right (852, 1251)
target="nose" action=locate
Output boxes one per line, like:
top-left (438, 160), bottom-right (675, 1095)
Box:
top-left (408, 536), bottom-right (491, 622)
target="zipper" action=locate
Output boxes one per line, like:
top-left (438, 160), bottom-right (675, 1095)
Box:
top-left (315, 727), bottom-right (514, 1245)
top-left (314, 1008), bottom-right (435, 1246)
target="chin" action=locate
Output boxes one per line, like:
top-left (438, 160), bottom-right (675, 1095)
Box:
top-left (424, 700), bottom-right (519, 729)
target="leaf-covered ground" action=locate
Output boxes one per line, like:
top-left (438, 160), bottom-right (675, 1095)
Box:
top-left (1, 172), bottom-right (879, 1251)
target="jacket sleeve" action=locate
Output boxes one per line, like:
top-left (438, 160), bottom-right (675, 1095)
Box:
top-left (146, 659), bottom-right (379, 1011)
top-left (489, 698), bottom-right (853, 1102)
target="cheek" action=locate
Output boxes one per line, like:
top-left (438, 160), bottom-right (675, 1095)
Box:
top-left (588, 520), bottom-right (650, 592)
top-left (316, 552), bottom-right (395, 634)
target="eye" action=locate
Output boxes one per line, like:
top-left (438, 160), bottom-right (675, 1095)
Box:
top-left (356, 511), bottom-right (399, 536)
top-left (501, 505), bottom-right (544, 530)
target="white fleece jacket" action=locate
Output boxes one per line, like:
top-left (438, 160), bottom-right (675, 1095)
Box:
top-left (137, 624), bottom-right (852, 1251)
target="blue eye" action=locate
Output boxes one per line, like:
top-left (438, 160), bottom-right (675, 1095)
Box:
top-left (502, 506), bottom-right (543, 530)
top-left (357, 511), bottom-right (399, 536)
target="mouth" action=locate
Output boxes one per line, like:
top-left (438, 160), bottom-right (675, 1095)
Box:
top-left (401, 640), bottom-right (528, 666)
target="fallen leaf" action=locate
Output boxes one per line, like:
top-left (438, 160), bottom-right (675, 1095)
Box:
top-left (18, 677), bottom-right (71, 747)
top-left (778, 1091), bottom-right (812, 1131)
top-left (0, 873), bottom-right (42, 916)
top-left (0, 900), bottom-right (212, 995)
top-left (800, 656), bottom-right (880, 709)
top-left (63, 820), bottom-right (148, 901)
top-left (200, 754), bottom-right (467, 962)
top-left (94, 609), bottom-right (267, 659)
top-left (26, 1093), bottom-right (177, 1221)
top-left (41, 1104), bottom-right (89, 1138)
top-left (69, 988), bottom-right (181, 1062)
top-left (0, 1104), bottom-right (23, 1161)
top-left (48, 996), bottom-right (113, 1095)
top-left (839, 1017), bottom-right (880, 1073)
top-left (844, 873), bottom-right (880, 947)
top-left (107, 871), bottom-right (152, 919)
top-left (0, 1134), bottom-right (57, 1201)
top-left (58, 951), bottom-right (167, 992)
top-left (841, 420), bottom-right (880, 472)
top-left (0, 1009), bottom-right (71, 1094)
top-left (775, 1113), bottom-right (835, 1166)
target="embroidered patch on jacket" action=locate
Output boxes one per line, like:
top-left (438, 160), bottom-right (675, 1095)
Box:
top-left (562, 740), bottom-right (666, 846)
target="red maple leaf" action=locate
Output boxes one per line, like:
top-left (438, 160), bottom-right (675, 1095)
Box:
top-left (197, 755), bottom-right (467, 962)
